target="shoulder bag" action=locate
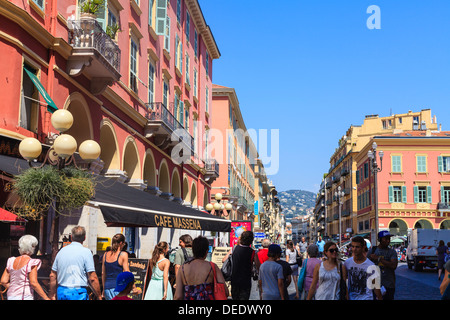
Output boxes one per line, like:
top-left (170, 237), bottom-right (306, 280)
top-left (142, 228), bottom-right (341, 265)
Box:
top-left (210, 262), bottom-right (227, 300)
top-left (297, 258), bottom-right (307, 292)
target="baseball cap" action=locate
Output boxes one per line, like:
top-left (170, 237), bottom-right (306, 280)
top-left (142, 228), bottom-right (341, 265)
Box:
top-left (115, 271), bottom-right (134, 292)
top-left (268, 244), bottom-right (281, 255)
top-left (378, 230), bottom-right (392, 239)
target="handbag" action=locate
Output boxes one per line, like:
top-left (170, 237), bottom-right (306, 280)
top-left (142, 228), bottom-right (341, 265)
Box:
top-left (296, 249), bottom-right (303, 267)
top-left (210, 262), bottom-right (227, 300)
top-left (297, 258), bottom-right (307, 292)
top-left (221, 254), bottom-right (232, 281)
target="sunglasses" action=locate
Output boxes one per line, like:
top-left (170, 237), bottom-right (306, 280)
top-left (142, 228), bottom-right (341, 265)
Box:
top-left (328, 248), bottom-right (339, 253)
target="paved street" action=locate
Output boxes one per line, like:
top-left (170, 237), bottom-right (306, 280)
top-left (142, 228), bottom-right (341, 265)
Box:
top-left (249, 262), bottom-right (443, 300)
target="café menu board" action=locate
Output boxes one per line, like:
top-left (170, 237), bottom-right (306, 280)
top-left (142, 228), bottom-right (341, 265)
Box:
top-left (128, 258), bottom-right (149, 300)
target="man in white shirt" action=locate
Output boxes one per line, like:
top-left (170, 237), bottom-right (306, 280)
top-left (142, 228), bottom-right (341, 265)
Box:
top-left (344, 236), bottom-right (382, 300)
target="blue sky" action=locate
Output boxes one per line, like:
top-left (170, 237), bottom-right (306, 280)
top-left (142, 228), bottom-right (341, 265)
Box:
top-left (199, 0), bottom-right (450, 193)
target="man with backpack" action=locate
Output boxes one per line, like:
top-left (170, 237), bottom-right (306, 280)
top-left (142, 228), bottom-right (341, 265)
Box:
top-left (174, 234), bottom-right (193, 277)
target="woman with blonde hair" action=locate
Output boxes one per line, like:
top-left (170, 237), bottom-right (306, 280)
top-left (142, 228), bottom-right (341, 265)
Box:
top-left (1, 235), bottom-right (50, 300)
top-left (144, 241), bottom-right (173, 300)
top-left (102, 233), bottom-right (129, 300)
top-left (307, 241), bottom-right (344, 300)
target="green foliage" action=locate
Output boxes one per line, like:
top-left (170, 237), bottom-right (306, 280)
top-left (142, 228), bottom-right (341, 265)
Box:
top-left (106, 23), bottom-right (121, 39)
top-left (80, 0), bottom-right (105, 15)
top-left (12, 166), bottom-right (95, 220)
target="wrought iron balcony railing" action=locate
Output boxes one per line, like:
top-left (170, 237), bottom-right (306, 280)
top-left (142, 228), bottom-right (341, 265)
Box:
top-left (68, 19), bottom-right (121, 73)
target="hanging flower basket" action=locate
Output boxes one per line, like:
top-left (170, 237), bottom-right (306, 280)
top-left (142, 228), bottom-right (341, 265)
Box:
top-left (12, 166), bottom-right (95, 220)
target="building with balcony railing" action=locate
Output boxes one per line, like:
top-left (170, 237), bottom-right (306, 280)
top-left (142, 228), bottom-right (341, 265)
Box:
top-left (0, 0), bottom-right (222, 257)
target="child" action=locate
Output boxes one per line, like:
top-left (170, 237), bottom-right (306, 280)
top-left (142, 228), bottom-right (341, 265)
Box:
top-left (112, 271), bottom-right (135, 300)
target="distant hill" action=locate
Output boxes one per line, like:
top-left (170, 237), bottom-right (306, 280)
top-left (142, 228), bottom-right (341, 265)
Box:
top-left (278, 190), bottom-right (316, 222)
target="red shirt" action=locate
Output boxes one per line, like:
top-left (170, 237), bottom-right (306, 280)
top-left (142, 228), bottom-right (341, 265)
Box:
top-left (257, 248), bottom-right (269, 264)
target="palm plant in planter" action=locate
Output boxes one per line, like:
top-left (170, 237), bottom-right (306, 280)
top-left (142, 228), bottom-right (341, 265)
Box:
top-left (106, 23), bottom-right (121, 40)
top-left (80, 0), bottom-right (105, 17)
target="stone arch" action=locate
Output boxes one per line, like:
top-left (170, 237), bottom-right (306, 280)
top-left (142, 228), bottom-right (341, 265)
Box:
top-left (414, 219), bottom-right (434, 229)
top-left (158, 159), bottom-right (170, 193)
top-left (183, 176), bottom-right (190, 203)
top-left (388, 219), bottom-right (408, 236)
top-left (171, 168), bottom-right (181, 198)
top-left (122, 136), bottom-right (141, 181)
top-left (99, 119), bottom-right (120, 171)
top-left (190, 182), bottom-right (197, 207)
top-left (439, 219), bottom-right (450, 229)
top-left (63, 92), bottom-right (93, 146)
top-left (143, 149), bottom-right (157, 186)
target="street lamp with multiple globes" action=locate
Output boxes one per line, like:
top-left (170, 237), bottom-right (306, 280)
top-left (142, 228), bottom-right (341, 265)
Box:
top-left (367, 141), bottom-right (383, 242)
top-left (18, 109), bottom-right (101, 260)
top-left (206, 193), bottom-right (233, 217)
top-left (334, 186), bottom-right (345, 247)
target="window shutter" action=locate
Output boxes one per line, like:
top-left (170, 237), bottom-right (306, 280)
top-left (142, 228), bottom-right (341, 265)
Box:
top-left (441, 186), bottom-right (445, 202)
top-left (388, 186), bottom-right (393, 203)
top-left (427, 186), bottom-right (432, 203)
top-left (438, 156), bottom-right (443, 173)
top-left (413, 186), bottom-right (418, 203)
top-left (155, 0), bottom-right (167, 35)
top-left (164, 15), bottom-right (171, 51)
top-left (402, 185), bottom-right (407, 203)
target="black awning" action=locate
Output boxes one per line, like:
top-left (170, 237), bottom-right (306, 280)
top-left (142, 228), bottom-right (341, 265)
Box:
top-left (91, 175), bottom-right (230, 232)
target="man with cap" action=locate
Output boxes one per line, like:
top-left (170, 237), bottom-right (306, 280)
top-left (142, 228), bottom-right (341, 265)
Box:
top-left (258, 244), bottom-right (285, 300)
top-left (368, 230), bottom-right (398, 300)
top-left (112, 271), bottom-right (136, 300)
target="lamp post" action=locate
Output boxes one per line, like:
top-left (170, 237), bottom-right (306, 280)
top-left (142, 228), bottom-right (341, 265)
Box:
top-left (206, 192), bottom-right (233, 217)
top-left (18, 109), bottom-right (101, 261)
top-left (334, 186), bottom-right (345, 247)
top-left (367, 141), bottom-right (383, 242)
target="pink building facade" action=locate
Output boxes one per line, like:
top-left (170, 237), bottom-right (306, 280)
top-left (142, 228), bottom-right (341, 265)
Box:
top-left (356, 132), bottom-right (450, 236)
top-left (0, 0), bottom-right (221, 257)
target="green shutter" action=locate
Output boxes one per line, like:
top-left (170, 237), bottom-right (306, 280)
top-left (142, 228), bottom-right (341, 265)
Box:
top-left (438, 156), bottom-right (443, 173)
top-left (155, 0), bottom-right (167, 35)
top-left (414, 186), bottom-right (418, 203)
top-left (388, 186), bottom-right (393, 203)
top-left (402, 185), bottom-right (407, 203)
top-left (392, 156), bottom-right (401, 172)
top-left (441, 186), bottom-right (445, 202)
top-left (427, 186), bottom-right (432, 203)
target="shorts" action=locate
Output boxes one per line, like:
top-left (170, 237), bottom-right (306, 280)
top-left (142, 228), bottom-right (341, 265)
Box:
top-left (57, 286), bottom-right (89, 300)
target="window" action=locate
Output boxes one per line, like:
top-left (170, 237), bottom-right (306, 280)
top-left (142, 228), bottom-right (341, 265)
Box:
top-left (176, 0), bottom-right (181, 23)
top-left (164, 16), bottom-right (171, 52)
top-left (148, 0), bottom-right (154, 28)
top-left (130, 39), bottom-right (138, 92)
top-left (389, 185), bottom-right (406, 203)
top-left (205, 86), bottom-right (209, 114)
top-left (185, 53), bottom-right (190, 86)
top-left (20, 64), bottom-right (39, 132)
top-left (194, 29), bottom-right (198, 58)
top-left (186, 11), bottom-right (190, 41)
top-left (414, 186), bottom-right (432, 203)
top-left (382, 120), bottom-right (387, 129)
top-left (193, 68), bottom-right (198, 97)
top-left (205, 51), bottom-right (209, 77)
top-left (32, 0), bottom-right (45, 10)
top-left (155, 0), bottom-right (167, 36)
top-left (416, 155), bottom-right (427, 173)
top-left (148, 60), bottom-right (155, 103)
top-left (442, 186), bottom-right (450, 204)
top-left (163, 80), bottom-right (169, 108)
top-left (364, 162), bottom-right (369, 179)
top-left (391, 155), bottom-right (402, 173)
top-left (438, 156), bottom-right (450, 173)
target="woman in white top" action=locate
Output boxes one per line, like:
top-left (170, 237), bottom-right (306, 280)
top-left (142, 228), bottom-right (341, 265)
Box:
top-left (286, 240), bottom-right (300, 299)
top-left (307, 241), bottom-right (345, 300)
top-left (1, 235), bottom-right (50, 300)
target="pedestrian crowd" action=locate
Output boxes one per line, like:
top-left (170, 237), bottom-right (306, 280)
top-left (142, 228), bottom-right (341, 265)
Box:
top-left (1, 226), bottom-right (449, 300)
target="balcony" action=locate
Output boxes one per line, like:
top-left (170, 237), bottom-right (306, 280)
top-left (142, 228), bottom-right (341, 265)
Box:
top-left (144, 103), bottom-right (194, 156)
top-left (204, 158), bottom-right (219, 183)
top-left (67, 18), bottom-right (121, 95)
top-left (438, 202), bottom-right (450, 211)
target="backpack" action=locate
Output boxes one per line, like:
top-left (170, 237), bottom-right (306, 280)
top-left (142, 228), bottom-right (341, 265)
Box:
top-left (181, 247), bottom-right (193, 263)
top-left (221, 254), bottom-right (232, 281)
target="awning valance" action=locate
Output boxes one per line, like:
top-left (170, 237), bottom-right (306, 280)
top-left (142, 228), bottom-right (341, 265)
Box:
top-left (90, 176), bottom-right (231, 232)
top-left (0, 207), bottom-right (26, 223)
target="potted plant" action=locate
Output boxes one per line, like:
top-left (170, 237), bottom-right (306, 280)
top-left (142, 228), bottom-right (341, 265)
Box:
top-left (106, 23), bottom-right (121, 40)
top-left (80, 0), bottom-right (105, 18)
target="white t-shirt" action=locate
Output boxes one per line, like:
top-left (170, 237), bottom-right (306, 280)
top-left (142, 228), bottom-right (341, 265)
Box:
top-left (344, 257), bottom-right (376, 300)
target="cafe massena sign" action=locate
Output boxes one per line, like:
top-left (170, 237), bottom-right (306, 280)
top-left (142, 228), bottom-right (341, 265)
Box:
top-left (153, 213), bottom-right (202, 230)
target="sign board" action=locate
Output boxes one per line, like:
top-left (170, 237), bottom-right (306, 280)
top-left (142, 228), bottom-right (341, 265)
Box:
top-left (128, 258), bottom-right (149, 300)
top-left (211, 247), bottom-right (231, 269)
top-left (230, 221), bottom-right (253, 247)
top-left (254, 232), bottom-right (265, 239)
